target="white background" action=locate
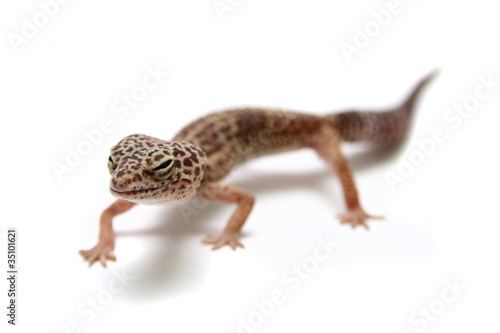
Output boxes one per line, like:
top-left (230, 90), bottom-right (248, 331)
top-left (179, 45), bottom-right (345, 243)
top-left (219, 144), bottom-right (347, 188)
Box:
top-left (1, 0), bottom-right (500, 332)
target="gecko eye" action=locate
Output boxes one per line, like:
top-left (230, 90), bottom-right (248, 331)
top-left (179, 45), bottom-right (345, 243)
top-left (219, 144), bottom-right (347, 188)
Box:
top-left (107, 155), bottom-right (117, 174)
top-left (151, 159), bottom-right (174, 179)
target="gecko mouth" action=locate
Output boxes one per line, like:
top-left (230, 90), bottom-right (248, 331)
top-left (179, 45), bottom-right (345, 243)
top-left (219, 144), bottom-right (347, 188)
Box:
top-left (109, 173), bottom-right (181, 199)
top-left (109, 183), bottom-right (169, 197)
top-left (110, 188), bottom-right (145, 195)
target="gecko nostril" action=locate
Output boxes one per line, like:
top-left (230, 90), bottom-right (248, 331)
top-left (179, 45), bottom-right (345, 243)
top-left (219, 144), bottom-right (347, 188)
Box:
top-left (127, 180), bottom-right (132, 185)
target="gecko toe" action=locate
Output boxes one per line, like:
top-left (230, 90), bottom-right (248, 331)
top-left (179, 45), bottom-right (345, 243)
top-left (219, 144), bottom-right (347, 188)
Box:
top-left (79, 244), bottom-right (116, 268)
top-left (337, 209), bottom-right (383, 230)
top-left (100, 258), bottom-right (107, 268)
top-left (202, 232), bottom-right (245, 251)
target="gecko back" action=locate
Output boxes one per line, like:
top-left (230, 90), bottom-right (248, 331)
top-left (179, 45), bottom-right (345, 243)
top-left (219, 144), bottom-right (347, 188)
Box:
top-left (174, 71), bottom-right (437, 183)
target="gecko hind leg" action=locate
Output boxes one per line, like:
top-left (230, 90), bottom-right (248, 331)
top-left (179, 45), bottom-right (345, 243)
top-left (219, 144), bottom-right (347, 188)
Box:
top-left (199, 183), bottom-right (255, 250)
top-left (312, 124), bottom-right (383, 229)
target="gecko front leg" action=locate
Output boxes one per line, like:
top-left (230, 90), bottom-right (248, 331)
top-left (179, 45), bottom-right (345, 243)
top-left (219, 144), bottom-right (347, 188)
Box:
top-left (313, 124), bottom-right (383, 229)
top-left (199, 182), bottom-right (255, 250)
top-left (79, 199), bottom-right (136, 267)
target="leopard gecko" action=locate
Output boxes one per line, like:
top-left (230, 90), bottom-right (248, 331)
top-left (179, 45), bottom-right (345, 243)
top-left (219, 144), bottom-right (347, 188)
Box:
top-left (80, 71), bottom-right (437, 267)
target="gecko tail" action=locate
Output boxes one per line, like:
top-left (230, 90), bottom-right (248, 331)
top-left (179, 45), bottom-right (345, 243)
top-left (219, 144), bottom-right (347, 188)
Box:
top-left (325, 70), bottom-right (438, 145)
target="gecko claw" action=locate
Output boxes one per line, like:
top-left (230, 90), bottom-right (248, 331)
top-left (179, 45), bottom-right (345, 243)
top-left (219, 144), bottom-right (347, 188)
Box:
top-left (202, 233), bottom-right (245, 250)
top-left (337, 208), bottom-right (384, 230)
top-left (79, 243), bottom-right (116, 267)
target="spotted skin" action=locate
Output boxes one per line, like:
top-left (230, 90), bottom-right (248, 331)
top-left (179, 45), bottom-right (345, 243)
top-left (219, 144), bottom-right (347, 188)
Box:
top-left (107, 134), bottom-right (207, 205)
top-left (80, 71), bottom-right (437, 267)
top-left (175, 109), bottom-right (323, 182)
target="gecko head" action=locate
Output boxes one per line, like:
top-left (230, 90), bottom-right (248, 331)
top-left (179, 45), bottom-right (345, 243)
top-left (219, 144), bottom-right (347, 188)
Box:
top-left (107, 134), bottom-right (207, 205)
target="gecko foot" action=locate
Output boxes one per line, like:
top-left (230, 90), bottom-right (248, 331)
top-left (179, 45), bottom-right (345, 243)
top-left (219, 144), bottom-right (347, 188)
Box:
top-left (79, 243), bottom-right (116, 268)
top-left (337, 208), bottom-right (384, 230)
top-left (202, 232), bottom-right (245, 250)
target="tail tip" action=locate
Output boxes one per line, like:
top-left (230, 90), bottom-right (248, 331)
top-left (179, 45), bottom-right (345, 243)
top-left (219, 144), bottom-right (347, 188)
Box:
top-left (423, 68), bottom-right (440, 84)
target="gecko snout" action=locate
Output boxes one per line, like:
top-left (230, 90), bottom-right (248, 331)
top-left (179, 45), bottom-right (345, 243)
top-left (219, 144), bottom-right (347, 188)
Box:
top-left (110, 171), bottom-right (139, 192)
top-left (109, 157), bottom-right (149, 192)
